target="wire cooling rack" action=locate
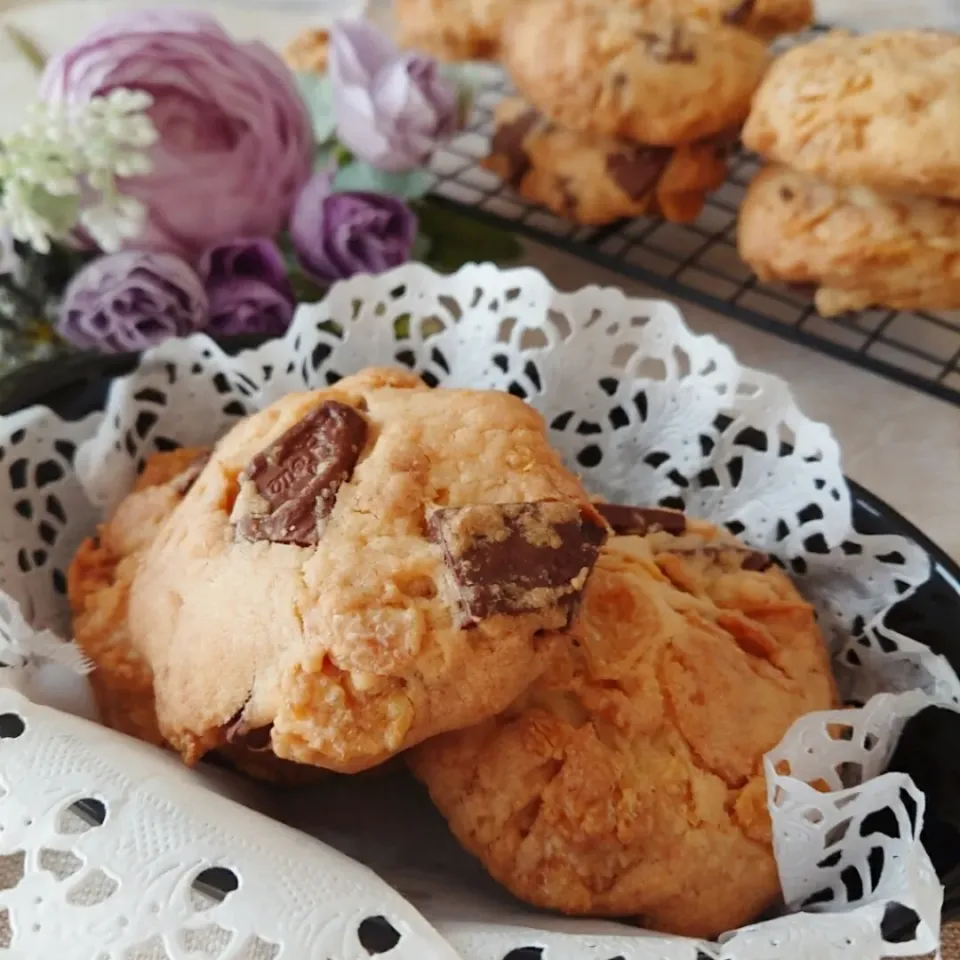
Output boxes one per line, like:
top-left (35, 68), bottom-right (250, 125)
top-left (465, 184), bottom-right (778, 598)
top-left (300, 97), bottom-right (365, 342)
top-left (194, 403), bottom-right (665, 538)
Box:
top-left (424, 60), bottom-right (960, 409)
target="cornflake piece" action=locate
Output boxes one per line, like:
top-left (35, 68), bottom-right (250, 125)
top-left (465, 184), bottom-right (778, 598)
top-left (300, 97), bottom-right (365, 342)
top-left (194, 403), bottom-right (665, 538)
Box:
top-left (428, 501), bottom-right (606, 626)
top-left (596, 503), bottom-right (686, 536)
top-left (233, 401), bottom-right (367, 547)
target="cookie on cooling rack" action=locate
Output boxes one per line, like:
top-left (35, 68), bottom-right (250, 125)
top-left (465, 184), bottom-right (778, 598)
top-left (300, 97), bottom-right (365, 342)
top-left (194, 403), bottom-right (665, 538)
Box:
top-left (411, 505), bottom-right (837, 939)
top-left (394, 0), bottom-right (511, 60)
top-left (743, 30), bottom-right (960, 199)
top-left (283, 28), bottom-right (329, 73)
top-left (738, 165), bottom-right (960, 316)
top-left (484, 97), bottom-right (730, 224)
top-left (501, 0), bottom-right (769, 145)
top-left (69, 449), bottom-right (323, 785)
top-left (119, 367), bottom-right (606, 774)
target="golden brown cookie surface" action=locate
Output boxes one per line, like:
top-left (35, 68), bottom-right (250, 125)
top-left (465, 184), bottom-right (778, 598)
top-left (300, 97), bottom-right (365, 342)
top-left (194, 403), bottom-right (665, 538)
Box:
top-left (743, 30), bottom-right (960, 199)
top-left (69, 449), bottom-right (321, 785)
top-left (411, 507), bottom-right (837, 938)
top-left (502, 0), bottom-right (769, 145)
top-left (485, 97), bottom-right (729, 224)
top-left (394, 0), bottom-right (513, 60)
top-left (738, 164), bottom-right (960, 316)
top-left (283, 28), bottom-right (329, 73)
top-left (127, 367), bottom-right (605, 774)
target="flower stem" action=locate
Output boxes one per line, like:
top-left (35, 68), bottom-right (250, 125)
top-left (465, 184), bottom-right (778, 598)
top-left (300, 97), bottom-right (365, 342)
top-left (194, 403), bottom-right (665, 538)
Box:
top-left (3, 26), bottom-right (47, 73)
top-left (0, 273), bottom-right (45, 319)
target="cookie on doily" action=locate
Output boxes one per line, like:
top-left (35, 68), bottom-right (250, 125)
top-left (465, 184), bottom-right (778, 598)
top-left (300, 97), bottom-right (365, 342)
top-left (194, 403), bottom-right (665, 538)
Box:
top-left (485, 98), bottom-right (730, 224)
top-left (69, 449), bottom-right (322, 785)
top-left (116, 367), bottom-right (606, 774)
top-left (738, 165), bottom-right (960, 316)
top-left (411, 505), bottom-right (837, 938)
top-left (742, 30), bottom-right (960, 200)
top-left (501, 0), bottom-right (769, 145)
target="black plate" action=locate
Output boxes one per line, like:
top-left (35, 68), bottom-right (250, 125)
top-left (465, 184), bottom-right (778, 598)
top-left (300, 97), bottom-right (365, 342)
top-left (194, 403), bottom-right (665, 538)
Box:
top-left (4, 350), bottom-right (960, 935)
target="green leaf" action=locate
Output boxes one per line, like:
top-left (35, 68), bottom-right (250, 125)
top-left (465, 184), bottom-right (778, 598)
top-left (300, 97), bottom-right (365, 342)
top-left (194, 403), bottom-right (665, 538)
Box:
top-left (294, 71), bottom-right (337, 144)
top-left (4, 25), bottom-right (47, 73)
top-left (333, 162), bottom-right (434, 200)
top-left (414, 200), bottom-right (523, 273)
top-left (288, 270), bottom-right (328, 304)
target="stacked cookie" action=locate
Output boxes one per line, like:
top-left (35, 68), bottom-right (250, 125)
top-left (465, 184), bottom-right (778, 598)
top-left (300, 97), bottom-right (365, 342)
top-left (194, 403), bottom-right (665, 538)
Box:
top-left (739, 30), bottom-right (960, 316)
top-left (68, 367), bottom-right (838, 939)
top-left (484, 0), bottom-right (774, 224)
top-left (394, 0), bottom-right (814, 62)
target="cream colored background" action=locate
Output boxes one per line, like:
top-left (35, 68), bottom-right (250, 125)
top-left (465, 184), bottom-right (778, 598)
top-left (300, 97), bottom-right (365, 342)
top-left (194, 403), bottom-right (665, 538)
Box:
top-left (0, 0), bottom-right (957, 559)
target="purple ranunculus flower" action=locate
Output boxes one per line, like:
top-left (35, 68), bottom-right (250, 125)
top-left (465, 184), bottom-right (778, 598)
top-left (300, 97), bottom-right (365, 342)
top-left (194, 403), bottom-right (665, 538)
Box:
top-left (329, 19), bottom-right (460, 173)
top-left (198, 238), bottom-right (296, 337)
top-left (40, 9), bottom-right (314, 262)
top-left (290, 172), bottom-right (417, 283)
top-left (57, 251), bottom-right (208, 353)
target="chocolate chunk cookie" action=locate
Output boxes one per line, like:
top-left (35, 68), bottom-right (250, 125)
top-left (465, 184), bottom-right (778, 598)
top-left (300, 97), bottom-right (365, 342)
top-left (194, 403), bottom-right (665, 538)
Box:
top-left (502, 0), bottom-right (769, 145)
top-left (743, 30), bottom-right (960, 200)
top-left (121, 368), bottom-right (606, 774)
top-left (738, 165), bottom-right (960, 316)
top-left (411, 508), bottom-right (837, 938)
top-left (485, 98), bottom-right (729, 223)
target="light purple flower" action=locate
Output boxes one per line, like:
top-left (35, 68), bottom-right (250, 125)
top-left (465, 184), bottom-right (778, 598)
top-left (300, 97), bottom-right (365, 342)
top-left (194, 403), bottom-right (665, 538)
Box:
top-left (40, 9), bottom-right (314, 262)
top-left (290, 172), bottom-right (417, 283)
top-left (198, 238), bottom-right (296, 337)
top-left (329, 19), bottom-right (460, 173)
top-left (57, 251), bottom-right (208, 353)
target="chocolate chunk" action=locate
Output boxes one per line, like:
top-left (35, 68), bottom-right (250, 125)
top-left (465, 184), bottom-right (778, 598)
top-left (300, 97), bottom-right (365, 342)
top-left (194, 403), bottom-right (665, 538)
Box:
top-left (171, 451), bottom-right (211, 496)
top-left (637, 26), bottom-right (697, 64)
top-left (596, 503), bottom-right (686, 537)
top-left (491, 109), bottom-right (538, 187)
top-left (723, 0), bottom-right (756, 24)
top-left (428, 501), bottom-right (606, 626)
top-left (741, 550), bottom-right (773, 572)
top-left (606, 147), bottom-right (672, 201)
top-left (234, 400), bottom-right (367, 547)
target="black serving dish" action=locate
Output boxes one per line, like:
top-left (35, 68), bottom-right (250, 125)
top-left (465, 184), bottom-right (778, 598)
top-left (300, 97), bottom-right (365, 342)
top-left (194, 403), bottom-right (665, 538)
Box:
top-left (4, 349), bottom-right (960, 937)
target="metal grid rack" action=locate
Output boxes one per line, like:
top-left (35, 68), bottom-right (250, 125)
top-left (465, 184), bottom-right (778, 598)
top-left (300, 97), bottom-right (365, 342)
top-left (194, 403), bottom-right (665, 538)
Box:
top-left (424, 66), bottom-right (960, 409)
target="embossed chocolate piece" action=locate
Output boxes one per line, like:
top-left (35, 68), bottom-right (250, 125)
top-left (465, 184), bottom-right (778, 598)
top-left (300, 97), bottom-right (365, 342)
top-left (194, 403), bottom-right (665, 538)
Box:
top-left (234, 401), bottom-right (367, 546)
top-left (428, 501), bottom-right (606, 625)
top-left (596, 503), bottom-right (687, 536)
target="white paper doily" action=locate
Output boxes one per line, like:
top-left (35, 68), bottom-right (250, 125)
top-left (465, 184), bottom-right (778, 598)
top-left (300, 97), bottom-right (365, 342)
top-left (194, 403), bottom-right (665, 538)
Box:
top-left (0, 263), bottom-right (958, 960)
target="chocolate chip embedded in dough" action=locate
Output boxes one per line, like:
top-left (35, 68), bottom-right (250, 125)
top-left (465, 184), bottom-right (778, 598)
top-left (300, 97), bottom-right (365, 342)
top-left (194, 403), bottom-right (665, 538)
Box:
top-left (637, 26), bottom-right (697, 64)
top-left (491, 108), bottom-right (539, 187)
top-left (428, 501), bottom-right (606, 626)
top-left (233, 400), bottom-right (368, 547)
top-left (723, 0), bottom-right (756, 24)
top-left (740, 550), bottom-right (773, 572)
top-left (596, 503), bottom-right (687, 537)
top-left (606, 147), bottom-right (672, 201)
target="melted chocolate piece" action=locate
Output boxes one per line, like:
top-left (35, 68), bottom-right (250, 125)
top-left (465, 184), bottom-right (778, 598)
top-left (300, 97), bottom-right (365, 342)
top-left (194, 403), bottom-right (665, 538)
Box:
top-left (171, 451), bottom-right (211, 496)
top-left (723, 0), bottom-right (756, 24)
top-left (234, 401), bottom-right (367, 547)
top-left (606, 147), bottom-right (672, 201)
top-left (596, 503), bottom-right (686, 537)
top-left (491, 109), bottom-right (538, 187)
top-left (428, 501), bottom-right (606, 625)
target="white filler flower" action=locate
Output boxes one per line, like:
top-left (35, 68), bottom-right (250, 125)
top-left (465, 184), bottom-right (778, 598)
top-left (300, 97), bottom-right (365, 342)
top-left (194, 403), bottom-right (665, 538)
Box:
top-left (0, 88), bottom-right (158, 254)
